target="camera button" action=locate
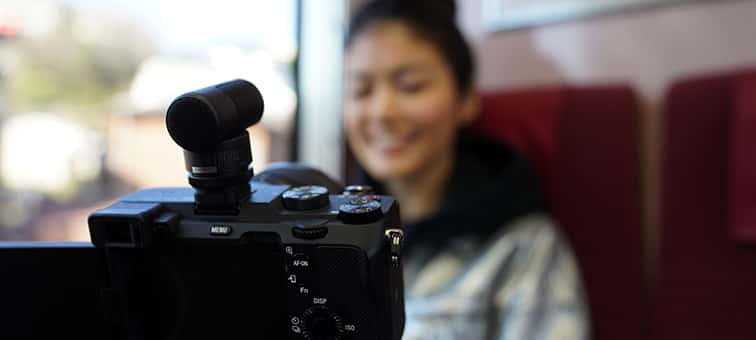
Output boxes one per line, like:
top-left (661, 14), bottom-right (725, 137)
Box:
top-left (291, 254), bottom-right (311, 270)
top-left (297, 285), bottom-right (311, 295)
top-left (208, 224), bottom-right (232, 236)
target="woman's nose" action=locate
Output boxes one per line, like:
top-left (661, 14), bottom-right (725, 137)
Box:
top-left (368, 86), bottom-right (400, 123)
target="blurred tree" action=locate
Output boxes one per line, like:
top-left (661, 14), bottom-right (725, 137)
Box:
top-left (3, 3), bottom-right (155, 128)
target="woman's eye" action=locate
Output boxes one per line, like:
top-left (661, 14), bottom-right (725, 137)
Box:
top-left (399, 81), bottom-right (426, 94)
top-left (351, 85), bottom-right (371, 99)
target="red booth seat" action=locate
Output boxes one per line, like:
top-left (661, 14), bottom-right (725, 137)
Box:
top-left (655, 68), bottom-right (756, 340)
top-left (476, 85), bottom-right (646, 340)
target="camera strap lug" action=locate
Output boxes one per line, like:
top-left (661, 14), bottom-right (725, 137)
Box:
top-left (385, 228), bottom-right (404, 268)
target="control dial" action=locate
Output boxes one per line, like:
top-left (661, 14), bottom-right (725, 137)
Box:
top-left (300, 305), bottom-right (344, 340)
top-left (343, 185), bottom-right (374, 196)
top-left (283, 186), bottom-right (330, 211)
top-left (338, 196), bottom-right (383, 224)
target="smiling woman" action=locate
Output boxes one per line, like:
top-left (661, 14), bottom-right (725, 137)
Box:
top-left (344, 22), bottom-right (478, 219)
top-left (343, 1), bottom-right (589, 339)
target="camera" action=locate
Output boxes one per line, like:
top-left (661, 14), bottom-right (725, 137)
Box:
top-left (0, 79), bottom-right (405, 340)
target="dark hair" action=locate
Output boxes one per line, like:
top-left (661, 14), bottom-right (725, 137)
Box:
top-left (346, 0), bottom-right (475, 95)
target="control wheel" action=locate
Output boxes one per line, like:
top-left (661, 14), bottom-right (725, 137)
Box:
top-left (283, 185), bottom-right (330, 211)
top-left (301, 305), bottom-right (344, 340)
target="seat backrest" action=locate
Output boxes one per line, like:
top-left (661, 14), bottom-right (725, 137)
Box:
top-left (655, 68), bottom-right (756, 340)
top-left (477, 85), bottom-right (647, 340)
top-left (476, 87), bottom-right (563, 197)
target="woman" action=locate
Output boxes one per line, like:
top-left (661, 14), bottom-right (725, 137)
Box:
top-left (342, 1), bottom-right (590, 339)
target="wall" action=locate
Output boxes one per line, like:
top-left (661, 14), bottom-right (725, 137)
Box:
top-left (457, 0), bottom-right (756, 273)
top-left (459, 0), bottom-right (756, 94)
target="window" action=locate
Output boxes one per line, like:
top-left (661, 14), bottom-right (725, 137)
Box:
top-left (0, 0), bottom-right (299, 241)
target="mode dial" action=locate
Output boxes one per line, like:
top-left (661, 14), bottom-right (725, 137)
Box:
top-left (282, 186), bottom-right (330, 211)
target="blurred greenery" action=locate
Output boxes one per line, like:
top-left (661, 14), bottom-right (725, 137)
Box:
top-left (3, 6), bottom-right (154, 129)
top-left (8, 46), bottom-right (112, 120)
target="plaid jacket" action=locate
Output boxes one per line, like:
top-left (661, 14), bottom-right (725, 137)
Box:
top-left (401, 214), bottom-right (589, 340)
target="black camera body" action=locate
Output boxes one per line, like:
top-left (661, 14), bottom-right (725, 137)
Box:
top-left (88, 182), bottom-right (404, 340)
top-left (0, 79), bottom-right (405, 340)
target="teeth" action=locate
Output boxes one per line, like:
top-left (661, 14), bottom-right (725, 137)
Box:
top-left (376, 138), bottom-right (405, 149)
top-left (371, 134), bottom-right (412, 149)
top-left (365, 128), bottom-right (418, 151)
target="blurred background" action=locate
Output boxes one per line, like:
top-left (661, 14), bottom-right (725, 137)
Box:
top-left (1, 0), bottom-right (756, 339)
top-left (0, 0), bottom-right (299, 241)
top-left (0, 0), bottom-right (753, 246)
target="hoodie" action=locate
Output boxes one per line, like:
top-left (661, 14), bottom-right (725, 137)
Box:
top-left (364, 134), bottom-right (589, 340)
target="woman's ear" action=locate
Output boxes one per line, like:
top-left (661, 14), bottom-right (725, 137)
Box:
top-left (457, 88), bottom-right (480, 127)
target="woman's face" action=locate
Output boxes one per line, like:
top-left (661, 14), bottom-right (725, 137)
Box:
top-left (344, 22), bottom-right (477, 183)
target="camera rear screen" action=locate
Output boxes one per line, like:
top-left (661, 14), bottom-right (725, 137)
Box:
top-left (0, 243), bottom-right (107, 339)
top-left (148, 237), bottom-right (288, 340)
top-left (0, 236), bottom-right (288, 340)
